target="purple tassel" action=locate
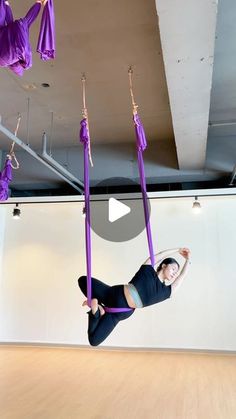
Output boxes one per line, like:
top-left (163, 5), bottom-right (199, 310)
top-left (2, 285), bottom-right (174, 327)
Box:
top-left (0, 157), bottom-right (12, 201)
top-left (37, 0), bottom-right (55, 60)
top-left (80, 118), bottom-right (90, 145)
top-left (133, 113), bottom-right (147, 151)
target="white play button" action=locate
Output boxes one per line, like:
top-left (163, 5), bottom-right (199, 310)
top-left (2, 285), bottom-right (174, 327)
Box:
top-left (90, 176), bottom-right (151, 242)
top-left (108, 198), bottom-right (131, 223)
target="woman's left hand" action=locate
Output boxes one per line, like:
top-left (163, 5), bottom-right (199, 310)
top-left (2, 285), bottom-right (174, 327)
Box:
top-left (179, 248), bottom-right (191, 259)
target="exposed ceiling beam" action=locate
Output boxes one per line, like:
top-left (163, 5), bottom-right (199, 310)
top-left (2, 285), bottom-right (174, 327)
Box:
top-left (155, 0), bottom-right (218, 169)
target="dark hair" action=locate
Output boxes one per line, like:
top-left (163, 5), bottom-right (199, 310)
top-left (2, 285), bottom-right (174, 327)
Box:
top-left (156, 257), bottom-right (180, 273)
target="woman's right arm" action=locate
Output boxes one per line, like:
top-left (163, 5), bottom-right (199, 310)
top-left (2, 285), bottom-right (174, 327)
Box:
top-left (171, 249), bottom-right (191, 294)
top-left (143, 248), bottom-right (180, 266)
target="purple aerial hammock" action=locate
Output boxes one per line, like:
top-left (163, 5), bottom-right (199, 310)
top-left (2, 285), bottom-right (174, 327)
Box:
top-left (79, 71), bottom-right (155, 313)
top-left (79, 76), bottom-right (132, 313)
top-left (128, 67), bottom-right (155, 269)
top-left (0, 114), bottom-right (20, 201)
top-left (0, 0), bottom-right (55, 76)
top-left (79, 75), bottom-right (94, 310)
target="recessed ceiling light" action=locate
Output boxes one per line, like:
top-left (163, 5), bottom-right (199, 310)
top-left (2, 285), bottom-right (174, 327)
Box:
top-left (41, 83), bottom-right (50, 88)
top-left (22, 83), bottom-right (37, 90)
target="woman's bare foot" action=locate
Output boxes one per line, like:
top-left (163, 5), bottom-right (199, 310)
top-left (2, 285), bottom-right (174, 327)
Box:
top-left (82, 299), bottom-right (105, 316)
top-left (98, 304), bottom-right (105, 316)
top-left (91, 298), bottom-right (98, 315)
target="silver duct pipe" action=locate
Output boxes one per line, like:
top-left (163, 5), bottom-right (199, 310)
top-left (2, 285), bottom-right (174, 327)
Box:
top-left (209, 120), bottom-right (236, 127)
top-left (0, 119), bottom-right (84, 194)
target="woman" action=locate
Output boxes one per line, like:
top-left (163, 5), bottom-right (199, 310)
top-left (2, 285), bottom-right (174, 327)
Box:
top-left (78, 247), bottom-right (191, 346)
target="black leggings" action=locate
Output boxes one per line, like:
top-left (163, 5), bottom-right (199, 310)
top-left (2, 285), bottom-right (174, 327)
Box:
top-left (78, 276), bottom-right (134, 346)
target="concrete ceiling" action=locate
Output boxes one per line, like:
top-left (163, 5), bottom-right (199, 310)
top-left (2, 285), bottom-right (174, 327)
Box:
top-left (0, 0), bottom-right (173, 147)
top-left (0, 0), bottom-right (236, 196)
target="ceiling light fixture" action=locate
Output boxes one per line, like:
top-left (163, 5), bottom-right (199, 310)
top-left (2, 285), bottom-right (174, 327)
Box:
top-left (13, 203), bottom-right (21, 219)
top-left (22, 83), bottom-right (37, 91)
top-left (192, 196), bottom-right (202, 214)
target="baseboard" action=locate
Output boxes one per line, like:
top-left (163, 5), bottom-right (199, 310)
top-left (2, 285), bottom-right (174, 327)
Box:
top-left (0, 341), bottom-right (235, 355)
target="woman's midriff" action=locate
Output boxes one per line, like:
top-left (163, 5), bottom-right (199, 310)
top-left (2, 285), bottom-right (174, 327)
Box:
top-left (123, 285), bottom-right (137, 308)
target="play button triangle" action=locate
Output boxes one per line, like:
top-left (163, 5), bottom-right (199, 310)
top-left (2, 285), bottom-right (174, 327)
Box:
top-left (108, 198), bottom-right (131, 223)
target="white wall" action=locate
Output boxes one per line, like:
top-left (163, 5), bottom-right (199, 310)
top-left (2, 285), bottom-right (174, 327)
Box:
top-left (0, 194), bottom-right (235, 350)
top-left (0, 206), bottom-right (6, 280)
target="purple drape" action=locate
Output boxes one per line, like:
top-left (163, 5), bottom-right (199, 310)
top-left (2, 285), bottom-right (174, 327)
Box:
top-left (37, 0), bottom-right (55, 60)
top-left (0, 1), bottom-right (13, 26)
top-left (133, 113), bottom-right (155, 268)
top-left (0, 1), bottom-right (41, 76)
top-left (0, 157), bottom-right (12, 201)
top-left (80, 118), bottom-right (132, 313)
top-left (79, 113), bottom-right (153, 312)
top-left (80, 119), bottom-right (92, 307)
top-left (0, 0), bottom-right (55, 76)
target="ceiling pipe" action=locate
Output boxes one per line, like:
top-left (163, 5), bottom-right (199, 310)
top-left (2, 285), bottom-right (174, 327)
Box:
top-left (229, 164), bottom-right (236, 186)
top-left (0, 118), bottom-right (84, 194)
top-left (41, 132), bottom-right (84, 188)
top-left (209, 120), bottom-right (236, 127)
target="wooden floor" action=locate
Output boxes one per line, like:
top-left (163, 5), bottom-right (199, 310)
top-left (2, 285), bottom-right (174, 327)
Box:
top-left (0, 346), bottom-right (235, 419)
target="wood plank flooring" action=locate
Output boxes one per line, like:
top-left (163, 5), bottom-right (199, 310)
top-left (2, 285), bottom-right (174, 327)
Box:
top-left (0, 346), bottom-right (235, 419)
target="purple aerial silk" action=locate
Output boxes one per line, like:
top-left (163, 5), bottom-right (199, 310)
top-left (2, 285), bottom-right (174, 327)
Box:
top-left (80, 119), bottom-right (132, 313)
top-left (133, 113), bottom-right (155, 268)
top-left (0, 157), bottom-right (12, 201)
top-left (0, 0), bottom-right (55, 76)
top-left (0, 1), bottom-right (41, 75)
top-left (0, 0), bottom-right (13, 26)
top-left (79, 114), bottom-right (154, 312)
top-left (37, 0), bottom-right (55, 60)
top-left (80, 119), bottom-right (92, 307)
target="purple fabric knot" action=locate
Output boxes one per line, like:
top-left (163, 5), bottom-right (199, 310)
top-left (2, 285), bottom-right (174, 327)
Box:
top-left (37, 0), bottom-right (56, 60)
top-left (0, 158), bottom-right (12, 201)
top-left (80, 118), bottom-right (90, 145)
top-left (133, 113), bottom-right (147, 152)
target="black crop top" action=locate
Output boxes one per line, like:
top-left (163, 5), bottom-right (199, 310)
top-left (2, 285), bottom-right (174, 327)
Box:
top-left (129, 264), bottom-right (172, 307)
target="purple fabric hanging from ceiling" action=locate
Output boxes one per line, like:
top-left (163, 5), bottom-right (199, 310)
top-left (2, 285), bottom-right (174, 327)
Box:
top-left (0, 157), bottom-right (12, 201)
top-left (37, 0), bottom-right (55, 60)
top-left (0, 1), bottom-right (41, 76)
top-left (0, 0), bottom-right (13, 26)
top-left (79, 119), bottom-right (132, 313)
top-left (0, 0), bottom-right (7, 27)
top-left (133, 113), bottom-right (155, 268)
top-left (134, 113), bottom-right (147, 152)
top-left (80, 119), bottom-right (92, 307)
